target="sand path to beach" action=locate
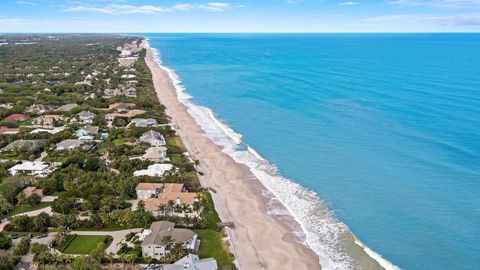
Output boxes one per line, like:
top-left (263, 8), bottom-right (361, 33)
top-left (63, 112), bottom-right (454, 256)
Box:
top-left (144, 44), bottom-right (321, 270)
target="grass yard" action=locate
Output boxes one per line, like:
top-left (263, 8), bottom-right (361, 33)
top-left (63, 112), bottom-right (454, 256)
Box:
top-left (194, 229), bottom-right (235, 269)
top-left (112, 138), bottom-right (133, 146)
top-left (166, 136), bottom-right (185, 149)
top-left (61, 235), bottom-right (112, 254)
top-left (170, 154), bottom-right (183, 165)
top-left (9, 202), bottom-right (53, 216)
top-left (203, 192), bottom-right (221, 230)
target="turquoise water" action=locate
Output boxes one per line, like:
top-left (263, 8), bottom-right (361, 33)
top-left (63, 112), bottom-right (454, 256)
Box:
top-left (145, 34), bottom-right (480, 270)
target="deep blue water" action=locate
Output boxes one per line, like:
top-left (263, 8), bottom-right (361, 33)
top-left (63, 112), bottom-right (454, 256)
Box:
top-left (145, 33), bottom-right (480, 270)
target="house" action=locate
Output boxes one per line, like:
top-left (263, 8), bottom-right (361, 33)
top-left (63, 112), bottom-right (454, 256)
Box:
top-left (108, 102), bottom-right (135, 112)
top-left (8, 161), bottom-right (56, 177)
top-left (3, 114), bottom-right (27, 122)
top-left (128, 118), bottom-right (158, 128)
top-left (163, 254), bottom-right (218, 270)
top-left (56, 103), bottom-right (78, 112)
top-left (26, 104), bottom-right (52, 114)
top-left (133, 164), bottom-right (174, 177)
top-left (103, 88), bottom-right (122, 98)
top-left (0, 127), bottom-right (19, 135)
top-left (105, 109), bottom-right (146, 127)
top-left (125, 87), bottom-right (137, 97)
top-left (118, 57), bottom-right (138, 67)
top-left (1, 139), bottom-right (46, 152)
top-left (141, 221), bottom-right (198, 260)
top-left (30, 126), bottom-right (65, 134)
top-left (121, 74), bottom-right (137, 79)
top-left (75, 125), bottom-right (99, 137)
top-left (22, 186), bottom-right (43, 198)
top-left (136, 183), bottom-right (199, 217)
top-left (55, 139), bottom-right (83, 151)
top-left (142, 146), bottom-right (167, 162)
top-left (76, 111), bottom-right (96, 124)
top-left (138, 130), bottom-right (165, 146)
top-left (31, 115), bottom-right (66, 127)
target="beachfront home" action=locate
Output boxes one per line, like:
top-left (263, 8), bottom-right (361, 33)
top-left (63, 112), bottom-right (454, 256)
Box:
top-left (133, 164), bottom-right (174, 177)
top-left (3, 114), bottom-right (27, 122)
top-left (55, 139), bottom-right (83, 151)
top-left (142, 146), bottom-right (168, 162)
top-left (136, 183), bottom-right (199, 217)
top-left (162, 254), bottom-right (218, 270)
top-left (138, 130), bottom-right (166, 146)
top-left (141, 221), bottom-right (198, 260)
top-left (8, 161), bottom-right (56, 177)
top-left (76, 111), bottom-right (96, 124)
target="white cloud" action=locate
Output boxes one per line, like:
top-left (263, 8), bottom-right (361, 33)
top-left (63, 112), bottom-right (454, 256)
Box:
top-left (366, 13), bottom-right (480, 25)
top-left (339, 1), bottom-right (358, 6)
top-left (16, 1), bottom-right (38, 6)
top-left (0, 17), bottom-right (29, 25)
top-left (388, 0), bottom-right (480, 8)
top-left (63, 2), bottom-right (232, 15)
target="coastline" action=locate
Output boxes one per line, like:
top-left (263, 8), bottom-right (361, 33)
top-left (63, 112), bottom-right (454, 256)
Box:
top-left (143, 42), bottom-right (322, 269)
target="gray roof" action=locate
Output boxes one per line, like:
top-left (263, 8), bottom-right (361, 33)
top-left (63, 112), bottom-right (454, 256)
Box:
top-left (140, 130), bottom-right (165, 144)
top-left (1, 139), bottom-right (47, 151)
top-left (56, 139), bottom-right (83, 150)
top-left (163, 254), bottom-right (218, 270)
top-left (142, 221), bottom-right (195, 246)
top-left (77, 111), bottom-right (96, 118)
top-left (56, 103), bottom-right (79, 112)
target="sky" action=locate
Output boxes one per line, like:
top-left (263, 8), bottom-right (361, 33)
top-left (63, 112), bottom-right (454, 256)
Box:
top-left (1, 0), bottom-right (480, 32)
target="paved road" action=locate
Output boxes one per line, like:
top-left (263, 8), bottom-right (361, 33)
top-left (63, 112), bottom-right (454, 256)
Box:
top-left (72, 229), bottom-right (143, 254)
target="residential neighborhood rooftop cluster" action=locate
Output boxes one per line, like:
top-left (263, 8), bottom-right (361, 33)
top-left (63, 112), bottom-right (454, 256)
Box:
top-left (0, 34), bottom-right (231, 270)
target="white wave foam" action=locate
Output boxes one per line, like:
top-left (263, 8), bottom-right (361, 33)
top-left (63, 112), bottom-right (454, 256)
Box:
top-left (148, 43), bottom-right (400, 270)
top-left (354, 239), bottom-right (401, 270)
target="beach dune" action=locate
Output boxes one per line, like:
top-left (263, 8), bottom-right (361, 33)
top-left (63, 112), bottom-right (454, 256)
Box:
top-left (144, 44), bottom-right (321, 270)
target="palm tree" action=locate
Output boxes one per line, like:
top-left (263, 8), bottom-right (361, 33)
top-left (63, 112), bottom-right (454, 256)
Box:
top-left (193, 159), bottom-right (200, 168)
top-left (105, 252), bottom-right (114, 266)
top-left (158, 204), bottom-right (166, 215)
top-left (167, 200), bottom-right (175, 215)
top-left (162, 235), bottom-right (173, 250)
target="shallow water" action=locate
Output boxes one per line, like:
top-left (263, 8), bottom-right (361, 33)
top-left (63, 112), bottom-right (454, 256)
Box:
top-left (144, 33), bottom-right (480, 270)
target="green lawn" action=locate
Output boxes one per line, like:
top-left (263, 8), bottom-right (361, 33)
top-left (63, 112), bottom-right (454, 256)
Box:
top-left (166, 136), bottom-right (185, 149)
top-left (113, 137), bottom-right (133, 146)
top-left (9, 202), bottom-right (53, 216)
top-left (194, 192), bottom-right (235, 269)
top-left (194, 229), bottom-right (235, 269)
top-left (203, 192), bottom-right (221, 230)
top-left (170, 154), bottom-right (183, 165)
top-left (61, 235), bottom-right (112, 254)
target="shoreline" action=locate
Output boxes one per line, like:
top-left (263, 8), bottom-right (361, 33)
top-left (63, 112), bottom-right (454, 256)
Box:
top-left (143, 42), bottom-right (322, 269)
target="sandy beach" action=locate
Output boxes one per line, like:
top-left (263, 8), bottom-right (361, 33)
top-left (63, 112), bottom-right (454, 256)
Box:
top-left (144, 44), bottom-right (321, 270)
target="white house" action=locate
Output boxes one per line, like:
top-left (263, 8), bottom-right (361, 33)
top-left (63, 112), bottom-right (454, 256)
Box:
top-left (141, 221), bottom-right (198, 259)
top-left (76, 111), bottom-right (96, 124)
top-left (138, 130), bottom-right (165, 146)
top-left (133, 164), bottom-right (174, 177)
top-left (9, 161), bottom-right (56, 177)
top-left (163, 254), bottom-right (218, 270)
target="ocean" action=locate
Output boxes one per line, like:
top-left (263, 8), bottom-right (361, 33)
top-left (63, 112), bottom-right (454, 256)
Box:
top-left (144, 33), bottom-right (480, 270)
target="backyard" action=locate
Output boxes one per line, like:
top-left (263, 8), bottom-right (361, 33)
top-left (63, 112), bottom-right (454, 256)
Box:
top-left (61, 235), bottom-right (112, 254)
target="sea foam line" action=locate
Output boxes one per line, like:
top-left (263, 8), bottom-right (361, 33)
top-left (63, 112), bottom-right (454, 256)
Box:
top-left (147, 41), bottom-right (399, 270)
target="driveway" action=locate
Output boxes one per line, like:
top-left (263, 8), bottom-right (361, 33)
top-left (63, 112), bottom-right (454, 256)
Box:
top-left (71, 229), bottom-right (142, 254)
